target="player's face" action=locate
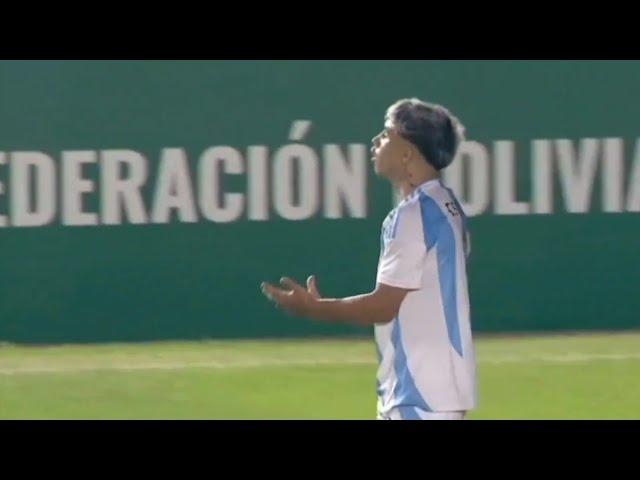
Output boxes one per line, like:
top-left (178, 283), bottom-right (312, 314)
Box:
top-left (371, 121), bottom-right (412, 181)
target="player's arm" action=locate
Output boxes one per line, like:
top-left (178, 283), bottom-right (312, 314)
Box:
top-left (262, 203), bottom-right (428, 327)
top-left (260, 276), bottom-right (414, 327)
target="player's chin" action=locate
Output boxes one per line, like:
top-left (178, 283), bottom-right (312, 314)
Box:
top-left (372, 159), bottom-right (383, 176)
top-left (373, 163), bottom-right (388, 179)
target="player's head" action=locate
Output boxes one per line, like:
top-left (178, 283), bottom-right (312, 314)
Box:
top-left (371, 98), bottom-right (465, 182)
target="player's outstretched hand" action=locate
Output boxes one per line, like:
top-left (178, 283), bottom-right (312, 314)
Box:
top-left (261, 275), bottom-right (322, 317)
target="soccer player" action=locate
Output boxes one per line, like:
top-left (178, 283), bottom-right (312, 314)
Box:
top-left (261, 98), bottom-right (477, 420)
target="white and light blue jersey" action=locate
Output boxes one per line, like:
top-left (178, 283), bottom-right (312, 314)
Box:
top-left (375, 178), bottom-right (477, 419)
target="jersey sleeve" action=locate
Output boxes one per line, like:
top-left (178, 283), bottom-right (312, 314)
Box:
top-left (376, 200), bottom-right (427, 290)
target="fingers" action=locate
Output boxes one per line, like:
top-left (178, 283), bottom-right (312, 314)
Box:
top-left (261, 276), bottom-right (309, 315)
top-left (279, 277), bottom-right (303, 292)
top-left (306, 275), bottom-right (320, 298)
top-left (261, 282), bottom-right (286, 303)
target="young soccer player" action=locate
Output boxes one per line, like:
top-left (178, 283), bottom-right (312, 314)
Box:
top-left (261, 98), bottom-right (477, 420)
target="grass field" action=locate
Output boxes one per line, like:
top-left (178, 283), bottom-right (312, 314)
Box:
top-left (1, 331), bottom-right (639, 419)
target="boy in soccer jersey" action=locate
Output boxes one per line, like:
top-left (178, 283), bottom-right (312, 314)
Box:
top-left (261, 98), bottom-right (477, 420)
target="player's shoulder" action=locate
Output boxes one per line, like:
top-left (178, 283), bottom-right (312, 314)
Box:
top-left (417, 179), bottom-right (452, 205)
top-left (395, 192), bottom-right (423, 224)
top-left (414, 182), bottom-right (455, 236)
top-left (391, 181), bottom-right (456, 238)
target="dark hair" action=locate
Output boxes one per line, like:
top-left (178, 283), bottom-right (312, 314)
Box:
top-left (385, 98), bottom-right (465, 170)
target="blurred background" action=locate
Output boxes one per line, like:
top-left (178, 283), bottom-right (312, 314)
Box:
top-left (0, 60), bottom-right (638, 419)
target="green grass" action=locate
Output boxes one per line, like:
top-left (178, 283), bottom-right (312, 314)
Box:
top-left (1, 332), bottom-right (639, 419)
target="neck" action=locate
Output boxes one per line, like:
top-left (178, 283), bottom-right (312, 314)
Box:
top-left (393, 171), bottom-right (440, 199)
